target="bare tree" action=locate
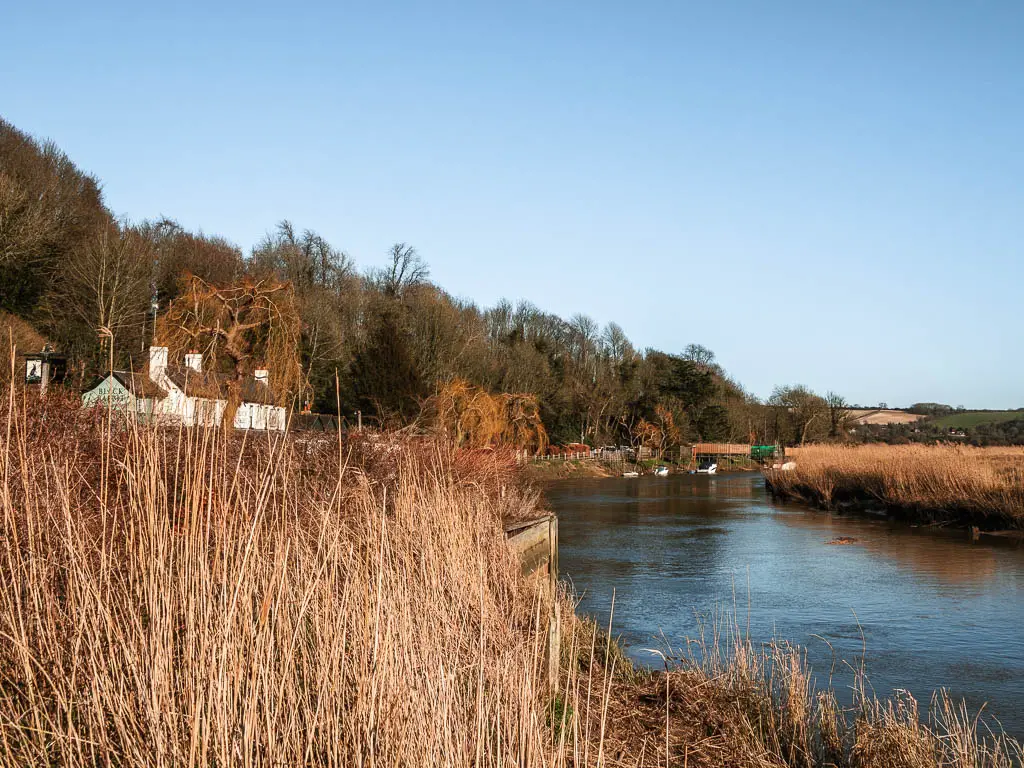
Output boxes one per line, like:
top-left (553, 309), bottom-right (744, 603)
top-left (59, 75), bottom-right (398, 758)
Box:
top-left (769, 384), bottom-right (829, 446)
top-left (250, 220), bottom-right (354, 292)
top-left (63, 224), bottom-right (152, 355)
top-left (602, 322), bottom-right (633, 365)
top-left (0, 173), bottom-right (50, 270)
top-left (682, 343), bottom-right (716, 370)
top-left (372, 243), bottom-right (429, 298)
top-left (826, 391), bottom-right (853, 439)
top-left (155, 275), bottom-right (306, 411)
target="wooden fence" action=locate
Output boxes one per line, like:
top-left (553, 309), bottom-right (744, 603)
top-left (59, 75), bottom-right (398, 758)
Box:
top-left (692, 443), bottom-right (752, 457)
top-left (533, 451), bottom-right (596, 462)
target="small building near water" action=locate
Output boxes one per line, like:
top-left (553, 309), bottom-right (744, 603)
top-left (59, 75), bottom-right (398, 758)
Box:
top-left (81, 370), bottom-right (167, 419)
top-left (81, 345), bottom-right (286, 431)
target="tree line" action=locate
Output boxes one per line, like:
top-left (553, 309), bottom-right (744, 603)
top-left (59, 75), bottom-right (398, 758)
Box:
top-left (1, 116), bottom-right (853, 449)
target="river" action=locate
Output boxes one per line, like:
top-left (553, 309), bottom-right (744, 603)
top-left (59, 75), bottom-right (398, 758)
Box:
top-left (545, 471), bottom-right (1024, 739)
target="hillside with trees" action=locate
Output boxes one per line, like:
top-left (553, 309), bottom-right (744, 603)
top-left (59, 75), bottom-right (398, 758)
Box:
top-left (2, 117), bottom-right (868, 449)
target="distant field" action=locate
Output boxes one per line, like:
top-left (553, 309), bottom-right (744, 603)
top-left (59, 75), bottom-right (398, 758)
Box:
top-left (848, 409), bottom-right (926, 426)
top-left (930, 411), bottom-right (1024, 429)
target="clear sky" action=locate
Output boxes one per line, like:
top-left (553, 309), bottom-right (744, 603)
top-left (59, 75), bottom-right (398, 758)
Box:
top-left (3, 1), bottom-right (1022, 408)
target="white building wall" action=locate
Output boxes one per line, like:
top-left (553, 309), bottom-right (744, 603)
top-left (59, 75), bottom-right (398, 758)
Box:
top-left (140, 348), bottom-right (283, 431)
top-left (266, 406), bottom-right (286, 431)
top-left (234, 402), bottom-right (254, 430)
top-left (233, 402), bottom-right (286, 432)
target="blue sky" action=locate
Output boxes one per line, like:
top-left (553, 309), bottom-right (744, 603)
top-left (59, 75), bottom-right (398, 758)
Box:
top-left (3, 1), bottom-right (1022, 407)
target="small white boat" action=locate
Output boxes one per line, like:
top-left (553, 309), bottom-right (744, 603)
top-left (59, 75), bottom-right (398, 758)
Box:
top-left (622, 471), bottom-right (640, 478)
top-left (696, 461), bottom-right (718, 475)
top-left (653, 466), bottom-right (669, 477)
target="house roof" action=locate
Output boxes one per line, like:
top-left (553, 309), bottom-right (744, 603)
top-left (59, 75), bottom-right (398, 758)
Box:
top-left (291, 412), bottom-right (338, 432)
top-left (163, 366), bottom-right (278, 406)
top-left (83, 370), bottom-right (167, 399)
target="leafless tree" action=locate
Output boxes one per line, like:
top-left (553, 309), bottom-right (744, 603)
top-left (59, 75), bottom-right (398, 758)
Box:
top-left (155, 275), bottom-right (306, 409)
top-left (826, 391), bottom-right (853, 439)
top-left (63, 224), bottom-right (152, 354)
top-left (769, 384), bottom-right (829, 445)
top-left (601, 322), bottom-right (633, 365)
top-left (682, 343), bottom-right (716, 370)
top-left (372, 243), bottom-right (429, 298)
top-left (0, 173), bottom-right (50, 269)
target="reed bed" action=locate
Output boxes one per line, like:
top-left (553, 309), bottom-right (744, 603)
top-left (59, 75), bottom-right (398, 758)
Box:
top-left (1, 391), bottom-right (1021, 766)
top-left (766, 444), bottom-right (1024, 528)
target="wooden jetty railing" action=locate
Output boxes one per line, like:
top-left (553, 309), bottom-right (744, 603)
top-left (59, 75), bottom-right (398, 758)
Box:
top-left (692, 442), bottom-right (751, 457)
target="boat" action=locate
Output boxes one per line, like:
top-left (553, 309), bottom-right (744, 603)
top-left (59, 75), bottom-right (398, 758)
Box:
top-left (653, 466), bottom-right (669, 477)
top-left (622, 471), bottom-right (640, 478)
top-left (696, 461), bottom-right (718, 475)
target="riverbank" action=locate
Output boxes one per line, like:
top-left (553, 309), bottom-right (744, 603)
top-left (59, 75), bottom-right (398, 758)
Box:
top-left (520, 458), bottom-right (620, 481)
top-left (765, 444), bottom-right (1024, 531)
top-left (2, 397), bottom-right (1021, 765)
top-left (521, 456), bottom-right (756, 483)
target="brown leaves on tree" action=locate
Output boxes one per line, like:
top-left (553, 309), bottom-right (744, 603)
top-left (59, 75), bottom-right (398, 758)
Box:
top-left (632, 406), bottom-right (681, 458)
top-left (427, 377), bottom-right (548, 453)
top-left (155, 275), bottom-right (306, 410)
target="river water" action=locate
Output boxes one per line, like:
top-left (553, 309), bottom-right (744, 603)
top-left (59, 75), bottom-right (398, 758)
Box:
top-left (545, 472), bottom-right (1024, 738)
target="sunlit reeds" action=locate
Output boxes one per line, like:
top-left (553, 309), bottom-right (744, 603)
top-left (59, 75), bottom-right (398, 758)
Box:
top-left (767, 444), bottom-right (1024, 527)
top-left (1, 390), bottom-right (1021, 766)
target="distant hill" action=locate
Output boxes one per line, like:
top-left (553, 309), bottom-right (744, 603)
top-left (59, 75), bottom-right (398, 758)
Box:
top-left (848, 409), bottom-right (926, 426)
top-left (929, 410), bottom-right (1024, 429)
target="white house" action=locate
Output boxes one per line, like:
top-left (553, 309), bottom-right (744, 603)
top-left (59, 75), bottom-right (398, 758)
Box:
top-left (82, 346), bottom-right (286, 431)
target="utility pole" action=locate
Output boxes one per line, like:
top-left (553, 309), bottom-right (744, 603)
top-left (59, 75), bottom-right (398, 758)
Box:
top-left (149, 295), bottom-right (159, 350)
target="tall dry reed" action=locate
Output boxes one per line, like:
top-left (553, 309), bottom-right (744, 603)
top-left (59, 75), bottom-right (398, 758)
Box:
top-left (1, 390), bottom-right (1021, 766)
top-left (0, 392), bottom-right (552, 766)
top-left (766, 444), bottom-right (1024, 528)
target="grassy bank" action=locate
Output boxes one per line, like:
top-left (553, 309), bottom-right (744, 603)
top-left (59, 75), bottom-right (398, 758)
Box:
top-left (520, 458), bottom-right (619, 482)
top-left (2, 393), bottom-right (1021, 766)
top-left (766, 444), bottom-right (1024, 529)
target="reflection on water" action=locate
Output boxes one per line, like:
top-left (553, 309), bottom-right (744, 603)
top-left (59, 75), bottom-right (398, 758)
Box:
top-left (545, 473), bottom-right (1024, 739)
top-left (776, 512), bottom-right (1002, 585)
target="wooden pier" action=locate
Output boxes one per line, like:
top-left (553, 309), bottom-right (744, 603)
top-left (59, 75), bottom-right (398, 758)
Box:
top-left (691, 442), bottom-right (755, 469)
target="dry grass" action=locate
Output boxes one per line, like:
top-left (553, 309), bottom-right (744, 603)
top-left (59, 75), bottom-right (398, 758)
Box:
top-left (1, 392), bottom-right (552, 766)
top-left (846, 410), bottom-right (926, 426)
top-left (766, 444), bottom-right (1024, 528)
top-left (1, 390), bottom-right (1021, 766)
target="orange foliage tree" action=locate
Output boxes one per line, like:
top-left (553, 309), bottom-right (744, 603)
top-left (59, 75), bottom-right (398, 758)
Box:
top-left (154, 275), bottom-right (306, 412)
top-left (427, 378), bottom-right (548, 454)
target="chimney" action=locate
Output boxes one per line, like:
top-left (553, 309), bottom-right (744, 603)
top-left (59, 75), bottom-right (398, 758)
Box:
top-left (254, 368), bottom-right (269, 385)
top-left (149, 346), bottom-right (168, 376)
top-left (184, 351), bottom-right (203, 373)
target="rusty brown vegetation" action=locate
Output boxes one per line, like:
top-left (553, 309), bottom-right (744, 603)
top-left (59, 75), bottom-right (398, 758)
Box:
top-left (155, 274), bottom-right (306, 410)
top-left (0, 310), bottom-right (48, 385)
top-left (766, 444), bottom-right (1024, 529)
top-left (427, 377), bottom-right (548, 453)
top-left (1, 395), bottom-right (1021, 766)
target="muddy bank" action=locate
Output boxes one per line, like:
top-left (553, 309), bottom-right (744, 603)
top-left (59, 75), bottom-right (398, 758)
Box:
top-left (520, 459), bottom-right (618, 482)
